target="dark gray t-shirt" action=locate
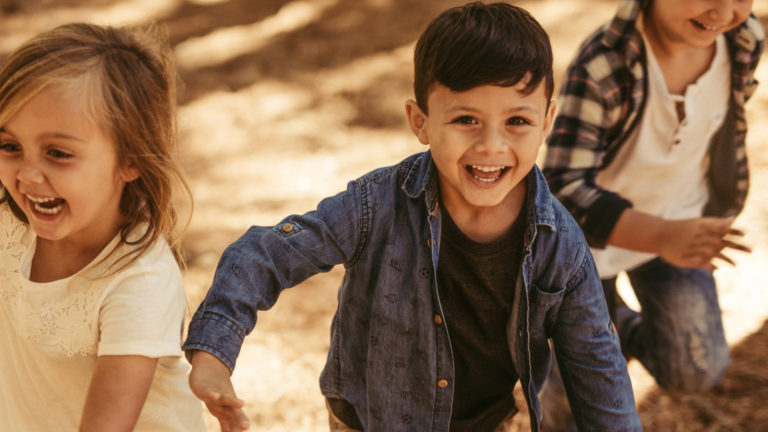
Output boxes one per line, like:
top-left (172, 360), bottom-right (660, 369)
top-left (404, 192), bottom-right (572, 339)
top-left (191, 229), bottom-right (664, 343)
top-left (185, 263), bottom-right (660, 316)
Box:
top-left (328, 197), bottom-right (526, 431)
top-left (437, 197), bottom-right (526, 432)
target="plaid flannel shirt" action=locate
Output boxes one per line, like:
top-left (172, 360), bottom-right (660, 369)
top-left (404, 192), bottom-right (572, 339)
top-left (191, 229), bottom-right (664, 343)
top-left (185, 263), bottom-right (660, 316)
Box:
top-left (543, 0), bottom-right (765, 249)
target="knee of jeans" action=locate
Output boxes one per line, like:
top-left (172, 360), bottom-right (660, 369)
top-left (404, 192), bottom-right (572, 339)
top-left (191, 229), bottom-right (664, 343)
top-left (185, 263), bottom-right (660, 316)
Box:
top-left (657, 332), bottom-right (729, 393)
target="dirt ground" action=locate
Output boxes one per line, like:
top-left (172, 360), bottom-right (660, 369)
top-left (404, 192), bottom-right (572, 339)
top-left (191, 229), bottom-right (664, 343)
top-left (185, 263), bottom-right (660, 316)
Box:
top-left (2, 0), bottom-right (768, 430)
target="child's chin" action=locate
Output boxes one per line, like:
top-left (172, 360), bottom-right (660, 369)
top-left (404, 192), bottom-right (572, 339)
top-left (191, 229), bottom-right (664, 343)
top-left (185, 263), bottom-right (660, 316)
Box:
top-left (464, 193), bottom-right (509, 208)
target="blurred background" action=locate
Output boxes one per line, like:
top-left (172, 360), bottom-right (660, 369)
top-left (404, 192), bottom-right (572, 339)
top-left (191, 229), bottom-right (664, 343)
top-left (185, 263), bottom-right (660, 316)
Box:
top-left (2, 0), bottom-right (767, 430)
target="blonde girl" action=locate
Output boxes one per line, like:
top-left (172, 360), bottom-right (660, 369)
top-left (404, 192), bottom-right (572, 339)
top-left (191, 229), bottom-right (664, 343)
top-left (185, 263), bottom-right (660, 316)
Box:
top-left (0, 23), bottom-right (205, 431)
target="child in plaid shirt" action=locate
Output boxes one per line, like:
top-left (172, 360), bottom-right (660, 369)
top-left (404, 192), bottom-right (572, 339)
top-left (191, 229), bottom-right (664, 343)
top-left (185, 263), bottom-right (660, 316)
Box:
top-left (542, 0), bottom-right (763, 430)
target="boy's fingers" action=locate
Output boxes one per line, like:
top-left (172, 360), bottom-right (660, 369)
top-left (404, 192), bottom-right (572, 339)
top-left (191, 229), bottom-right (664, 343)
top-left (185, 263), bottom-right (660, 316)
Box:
top-left (722, 239), bottom-right (751, 253)
top-left (713, 252), bottom-right (735, 266)
top-left (216, 392), bottom-right (246, 409)
top-left (233, 407), bottom-right (250, 430)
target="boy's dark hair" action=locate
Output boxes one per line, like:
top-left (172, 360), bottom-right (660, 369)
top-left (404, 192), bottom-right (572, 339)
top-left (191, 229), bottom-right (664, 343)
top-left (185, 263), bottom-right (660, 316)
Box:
top-left (414, 1), bottom-right (554, 114)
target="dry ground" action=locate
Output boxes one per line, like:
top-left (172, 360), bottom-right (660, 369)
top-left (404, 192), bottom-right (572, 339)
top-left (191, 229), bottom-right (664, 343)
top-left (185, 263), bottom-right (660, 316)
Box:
top-left (2, 0), bottom-right (768, 430)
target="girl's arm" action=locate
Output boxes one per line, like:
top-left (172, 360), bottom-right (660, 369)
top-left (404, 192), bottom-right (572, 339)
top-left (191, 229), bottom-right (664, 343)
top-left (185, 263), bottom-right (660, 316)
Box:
top-left (79, 355), bottom-right (158, 432)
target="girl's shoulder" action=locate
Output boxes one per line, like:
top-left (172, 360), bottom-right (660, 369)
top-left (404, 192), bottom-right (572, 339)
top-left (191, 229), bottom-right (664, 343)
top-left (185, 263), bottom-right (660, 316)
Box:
top-left (0, 201), bottom-right (34, 251)
top-left (100, 233), bottom-right (184, 301)
top-left (95, 235), bottom-right (188, 359)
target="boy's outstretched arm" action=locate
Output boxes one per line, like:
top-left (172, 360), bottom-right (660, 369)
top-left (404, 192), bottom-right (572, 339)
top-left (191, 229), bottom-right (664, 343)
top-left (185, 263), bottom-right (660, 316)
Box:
top-left (550, 249), bottom-right (641, 431)
top-left (183, 181), bottom-right (364, 425)
top-left (607, 209), bottom-right (750, 270)
top-left (189, 350), bottom-right (249, 431)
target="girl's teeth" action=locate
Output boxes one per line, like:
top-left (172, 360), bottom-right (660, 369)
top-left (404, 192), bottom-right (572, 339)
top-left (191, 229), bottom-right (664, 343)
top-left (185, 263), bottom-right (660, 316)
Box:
top-left (33, 202), bottom-right (65, 215)
top-left (27, 195), bottom-right (56, 203)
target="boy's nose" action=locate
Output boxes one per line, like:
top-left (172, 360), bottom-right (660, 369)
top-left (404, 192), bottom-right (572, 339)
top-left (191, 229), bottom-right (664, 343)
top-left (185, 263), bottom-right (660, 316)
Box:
top-left (708, 0), bottom-right (735, 22)
top-left (476, 127), bottom-right (508, 153)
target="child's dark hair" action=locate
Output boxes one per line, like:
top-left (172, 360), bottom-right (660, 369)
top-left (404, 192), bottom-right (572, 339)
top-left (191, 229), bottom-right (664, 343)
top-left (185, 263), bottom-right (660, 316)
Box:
top-left (414, 1), bottom-right (554, 114)
top-left (0, 23), bottom-right (191, 268)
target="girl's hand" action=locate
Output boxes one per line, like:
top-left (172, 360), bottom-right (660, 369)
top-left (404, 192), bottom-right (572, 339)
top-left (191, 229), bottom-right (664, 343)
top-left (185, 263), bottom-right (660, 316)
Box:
top-left (189, 350), bottom-right (250, 431)
top-left (79, 355), bottom-right (158, 432)
top-left (657, 216), bottom-right (751, 270)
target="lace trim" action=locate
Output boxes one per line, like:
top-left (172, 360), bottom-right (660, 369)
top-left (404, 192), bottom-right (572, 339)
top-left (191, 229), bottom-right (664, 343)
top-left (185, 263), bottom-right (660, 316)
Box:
top-left (0, 207), bottom-right (113, 357)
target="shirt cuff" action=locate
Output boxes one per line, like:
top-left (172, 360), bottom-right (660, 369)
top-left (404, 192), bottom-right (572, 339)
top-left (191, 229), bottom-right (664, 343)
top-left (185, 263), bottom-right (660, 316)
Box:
top-left (582, 192), bottom-right (633, 249)
top-left (182, 312), bottom-right (246, 372)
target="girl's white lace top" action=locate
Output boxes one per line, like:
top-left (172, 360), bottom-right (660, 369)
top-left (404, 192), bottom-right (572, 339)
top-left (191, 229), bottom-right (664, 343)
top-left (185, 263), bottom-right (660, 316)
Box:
top-left (0, 203), bottom-right (205, 431)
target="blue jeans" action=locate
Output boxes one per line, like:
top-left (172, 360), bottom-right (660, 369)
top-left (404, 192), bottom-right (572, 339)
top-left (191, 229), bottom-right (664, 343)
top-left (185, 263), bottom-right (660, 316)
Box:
top-left (541, 258), bottom-right (730, 431)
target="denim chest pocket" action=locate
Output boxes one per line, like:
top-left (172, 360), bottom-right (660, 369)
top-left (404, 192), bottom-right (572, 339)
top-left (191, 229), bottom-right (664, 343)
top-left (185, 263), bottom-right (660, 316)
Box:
top-left (529, 284), bottom-right (565, 340)
top-left (272, 221), bottom-right (303, 238)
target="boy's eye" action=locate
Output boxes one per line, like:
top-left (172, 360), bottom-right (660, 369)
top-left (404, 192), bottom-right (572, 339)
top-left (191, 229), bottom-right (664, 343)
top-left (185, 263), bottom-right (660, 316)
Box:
top-left (507, 117), bottom-right (529, 126)
top-left (48, 149), bottom-right (73, 159)
top-left (454, 116), bottom-right (477, 125)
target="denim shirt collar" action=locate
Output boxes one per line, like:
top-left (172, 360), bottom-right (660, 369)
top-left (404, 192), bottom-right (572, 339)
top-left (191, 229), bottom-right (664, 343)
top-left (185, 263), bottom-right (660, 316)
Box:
top-left (401, 151), bottom-right (556, 247)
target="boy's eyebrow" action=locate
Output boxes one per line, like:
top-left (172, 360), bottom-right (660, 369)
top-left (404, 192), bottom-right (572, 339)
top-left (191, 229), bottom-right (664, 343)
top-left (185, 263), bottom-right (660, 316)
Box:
top-left (446, 104), bottom-right (540, 115)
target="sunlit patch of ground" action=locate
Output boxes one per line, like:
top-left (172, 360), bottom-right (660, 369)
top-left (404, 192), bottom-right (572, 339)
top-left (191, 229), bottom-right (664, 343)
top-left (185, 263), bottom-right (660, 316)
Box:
top-left (2, 0), bottom-right (767, 430)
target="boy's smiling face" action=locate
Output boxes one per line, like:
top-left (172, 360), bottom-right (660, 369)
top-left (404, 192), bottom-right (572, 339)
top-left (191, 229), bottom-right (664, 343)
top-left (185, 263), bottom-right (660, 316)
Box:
top-left (406, 81), bottom-right (555, 212)
top-left (648, 0), bottom-right (753, 49)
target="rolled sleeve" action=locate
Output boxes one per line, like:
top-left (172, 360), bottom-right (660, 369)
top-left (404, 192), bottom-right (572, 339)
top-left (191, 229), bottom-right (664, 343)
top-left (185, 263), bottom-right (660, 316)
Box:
top-left (182, 312), bottom-right (246, 372)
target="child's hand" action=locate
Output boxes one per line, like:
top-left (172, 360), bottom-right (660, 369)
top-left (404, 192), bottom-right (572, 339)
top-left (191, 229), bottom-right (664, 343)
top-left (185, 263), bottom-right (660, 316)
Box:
top-left (657, 216), bottom-right (751, 270)
top-left (189, 350), bottom-right (250, 431)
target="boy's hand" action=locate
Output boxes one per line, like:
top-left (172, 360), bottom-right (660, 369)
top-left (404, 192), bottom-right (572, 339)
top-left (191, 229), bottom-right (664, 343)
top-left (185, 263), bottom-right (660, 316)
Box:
top-left (189, 350), bottom-right (250, 431)
top-left (656, 216), bottom-right (750, 270)
top-left (609, 210), bottom-right (751, 270)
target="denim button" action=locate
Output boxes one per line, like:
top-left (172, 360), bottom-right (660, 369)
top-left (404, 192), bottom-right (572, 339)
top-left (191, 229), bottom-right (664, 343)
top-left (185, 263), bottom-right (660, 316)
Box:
top-left (437, 380), bottom-right (448, 388)
top-left (427, 239), bottom-right (431, 248)
top-left (434, 315), bottom-right (442, 324)
top-left (282, 224), bottom-right (294, 233)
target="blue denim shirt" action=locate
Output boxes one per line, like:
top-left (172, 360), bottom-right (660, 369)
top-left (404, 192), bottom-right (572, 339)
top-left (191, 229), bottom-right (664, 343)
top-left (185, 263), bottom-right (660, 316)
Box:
top-left (184, 151), bottom-right (641, 431)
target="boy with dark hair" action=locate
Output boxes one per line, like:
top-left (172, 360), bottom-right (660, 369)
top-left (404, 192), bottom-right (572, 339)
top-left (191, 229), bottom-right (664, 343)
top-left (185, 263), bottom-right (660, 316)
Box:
top-left (542, 0), bottom-right (763, 430)
top-left (184, 2), bottom-right (641, 431)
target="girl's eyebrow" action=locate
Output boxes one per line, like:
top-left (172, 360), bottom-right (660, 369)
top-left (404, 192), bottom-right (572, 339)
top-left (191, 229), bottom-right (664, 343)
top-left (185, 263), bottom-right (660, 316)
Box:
top-left (38, 131), bottom-right (85, 143)
top-left (0, 127), bottom-right (85, 143)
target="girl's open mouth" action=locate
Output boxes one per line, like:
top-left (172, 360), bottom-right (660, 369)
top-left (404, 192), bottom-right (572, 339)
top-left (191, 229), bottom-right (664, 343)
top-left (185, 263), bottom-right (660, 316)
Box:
top-left (27, 195), bottom-right (66, 216)
top-left (466, 165), bottom-right (509, 183)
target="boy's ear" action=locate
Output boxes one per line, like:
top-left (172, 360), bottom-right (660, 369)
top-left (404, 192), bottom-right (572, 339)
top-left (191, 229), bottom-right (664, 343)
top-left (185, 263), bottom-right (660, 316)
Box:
top-left (542, 99), bottom-right (558, 138)
top-left (405, 100), bottom-right (430, 145)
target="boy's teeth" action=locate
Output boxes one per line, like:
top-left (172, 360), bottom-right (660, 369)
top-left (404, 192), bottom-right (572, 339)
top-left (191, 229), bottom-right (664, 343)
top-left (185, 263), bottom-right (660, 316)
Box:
top-left (467, 165), bottom-right (507, 182)
top-left (692, 20), bottom-right (717, 31)
top-left (471, 165), bottom-right (504, 172)
top-left (473, 174), bottom-right (500, 183)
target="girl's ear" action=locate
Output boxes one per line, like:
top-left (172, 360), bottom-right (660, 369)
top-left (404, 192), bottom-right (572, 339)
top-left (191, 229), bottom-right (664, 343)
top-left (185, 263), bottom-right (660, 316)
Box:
top-left (121, 164), bottom-right (140, 182)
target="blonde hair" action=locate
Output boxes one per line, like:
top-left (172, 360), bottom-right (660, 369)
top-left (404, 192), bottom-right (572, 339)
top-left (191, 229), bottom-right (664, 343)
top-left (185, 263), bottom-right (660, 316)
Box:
top-left (0, 22), bottom-right (191, 267)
